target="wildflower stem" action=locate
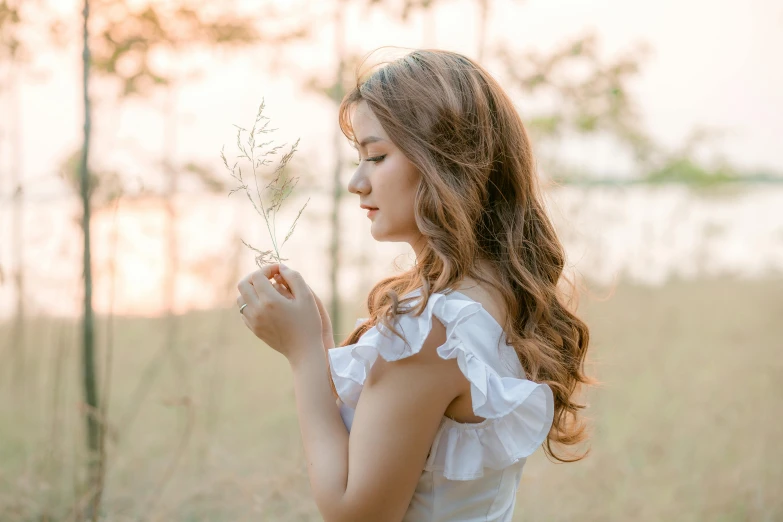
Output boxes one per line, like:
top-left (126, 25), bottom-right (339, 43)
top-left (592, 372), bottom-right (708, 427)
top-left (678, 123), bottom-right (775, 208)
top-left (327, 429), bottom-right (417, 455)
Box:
top-left (223, 99), bottom-right (307, 267)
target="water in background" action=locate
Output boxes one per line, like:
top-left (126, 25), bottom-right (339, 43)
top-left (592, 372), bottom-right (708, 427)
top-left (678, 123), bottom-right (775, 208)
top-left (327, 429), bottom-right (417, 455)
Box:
top-left (1, 186), bottom-right (781, 318)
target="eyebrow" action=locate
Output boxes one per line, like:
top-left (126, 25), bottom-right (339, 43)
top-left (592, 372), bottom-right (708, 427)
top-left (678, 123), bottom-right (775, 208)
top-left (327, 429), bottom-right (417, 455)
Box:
top-left (353, 136), bottom-right (385, 148)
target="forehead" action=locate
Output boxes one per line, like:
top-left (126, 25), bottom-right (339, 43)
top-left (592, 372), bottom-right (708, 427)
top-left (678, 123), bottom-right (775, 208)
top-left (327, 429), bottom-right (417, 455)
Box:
top-left (350, 101), bottom-right (386, 140)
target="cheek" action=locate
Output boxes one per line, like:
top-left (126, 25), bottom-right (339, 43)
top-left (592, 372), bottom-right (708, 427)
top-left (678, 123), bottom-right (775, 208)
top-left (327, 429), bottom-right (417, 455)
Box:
top-left (371, 159), bottom-right (419, 228)
top-left (403, 172), bottom-right (420, 213)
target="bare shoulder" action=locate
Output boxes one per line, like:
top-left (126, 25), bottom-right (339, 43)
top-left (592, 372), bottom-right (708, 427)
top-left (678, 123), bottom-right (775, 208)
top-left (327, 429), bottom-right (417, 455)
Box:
top-left (455, 276), bottom-right (509, 327)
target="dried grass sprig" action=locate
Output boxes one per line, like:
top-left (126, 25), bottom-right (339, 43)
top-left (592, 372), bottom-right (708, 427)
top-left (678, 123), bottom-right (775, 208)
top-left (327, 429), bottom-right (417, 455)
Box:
top-left (221, 98), bottom-right (310, 267)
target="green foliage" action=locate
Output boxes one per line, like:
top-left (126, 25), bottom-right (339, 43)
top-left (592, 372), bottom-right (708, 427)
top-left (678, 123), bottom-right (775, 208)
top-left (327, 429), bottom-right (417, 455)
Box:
top-left (184, 162), bottom-right (229, 193)
top-left (303, 52), bottom-right (367, 103)
top-left (500, 32), bottom-right (657, 165)
top-left (58, 148), bottom-right (124, 206)
top-left (527, 115), bottom-right (563, 135)
top-left (645, 157), bottom-right (739, 186)
top-left (0, 0), bottom-right (23, 62)
top-left (641, 127), bottom-right (783, 186)
top-left (0, 0), bottom-right (54, 67)
top-left (82, 0), bottom-right (302, 204)
top-left (499, 33), bottom-right (783, 185)
top-left (89, 0), bottom-right (263, 97)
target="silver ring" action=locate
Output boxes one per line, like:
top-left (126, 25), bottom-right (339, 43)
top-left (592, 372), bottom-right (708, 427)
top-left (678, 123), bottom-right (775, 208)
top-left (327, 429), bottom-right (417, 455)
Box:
top-left (239, 303), bottom-right (248, 315)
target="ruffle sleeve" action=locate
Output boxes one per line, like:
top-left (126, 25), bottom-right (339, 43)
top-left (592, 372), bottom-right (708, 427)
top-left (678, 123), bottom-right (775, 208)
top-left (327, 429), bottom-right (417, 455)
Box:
top-left (328, 290), bottom-right (555, 481)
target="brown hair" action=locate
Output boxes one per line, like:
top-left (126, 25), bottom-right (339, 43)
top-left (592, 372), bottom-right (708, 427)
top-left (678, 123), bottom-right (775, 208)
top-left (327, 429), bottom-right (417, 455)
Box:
top-left (336, 49), bottom-right (593, 462)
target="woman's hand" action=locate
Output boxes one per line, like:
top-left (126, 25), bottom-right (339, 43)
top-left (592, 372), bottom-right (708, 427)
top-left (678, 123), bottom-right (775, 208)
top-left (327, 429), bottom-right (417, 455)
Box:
top-left (310, 286), bottom-right (335, 350)
top-left (236, 263), bottom-right (323, 364)
top-left (270, 273), bottom-right (335, 350)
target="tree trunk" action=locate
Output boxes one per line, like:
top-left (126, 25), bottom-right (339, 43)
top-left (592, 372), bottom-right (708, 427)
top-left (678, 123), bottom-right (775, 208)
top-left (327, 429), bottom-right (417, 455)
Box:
top-left (163, 84), bottom-right (186, 387)
top-left (329, 2), bottom-right (346, 345)
top-left (422, 2), bottom-right (436, 47)
top-left (9, 59), bottom-right (26, 407)
top-left (79, 0), bottom-right (101, 517)
top-left (476, 0), bottom-right (489, 62)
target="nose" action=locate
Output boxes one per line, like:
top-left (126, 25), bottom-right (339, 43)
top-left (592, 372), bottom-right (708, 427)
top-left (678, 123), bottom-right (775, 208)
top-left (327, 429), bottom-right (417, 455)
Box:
top-left (347, 166), bottom-right (370, 196)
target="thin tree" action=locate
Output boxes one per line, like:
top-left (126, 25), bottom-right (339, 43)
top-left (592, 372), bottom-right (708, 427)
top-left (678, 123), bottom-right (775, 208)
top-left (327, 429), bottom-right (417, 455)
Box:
top-left (476, 0), bottom-right (489, 61)
top-left (328, 0), bottom-right (347, 342)
top-left (62, 2), bottom-right (299, 513)
top-left (73, 13), bottom-right (312, 514)
top-left (312, 0), bottom-right (447, 340)
top-left (84, 1), bottom-right (305, 440)
top-left (87, 2), bottom-right (265, 385)
top-left (77, 0), bottom-right (101, 517)
top-left (0, 0), bottom-right (27, 407)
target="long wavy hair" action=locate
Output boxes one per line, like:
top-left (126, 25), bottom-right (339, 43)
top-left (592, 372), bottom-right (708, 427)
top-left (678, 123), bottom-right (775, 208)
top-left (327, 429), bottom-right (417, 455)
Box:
top-left (334, 49), bottom-right (593, 462)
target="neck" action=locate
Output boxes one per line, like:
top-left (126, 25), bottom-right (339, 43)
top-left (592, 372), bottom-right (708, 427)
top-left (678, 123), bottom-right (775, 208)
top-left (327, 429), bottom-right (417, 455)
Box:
top-left (410, 234), bottom-right (427, 262)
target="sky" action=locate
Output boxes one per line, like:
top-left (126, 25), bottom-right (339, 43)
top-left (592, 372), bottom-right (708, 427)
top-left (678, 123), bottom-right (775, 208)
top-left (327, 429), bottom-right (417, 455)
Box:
top-left (3, 0), bottom-right (783, 198)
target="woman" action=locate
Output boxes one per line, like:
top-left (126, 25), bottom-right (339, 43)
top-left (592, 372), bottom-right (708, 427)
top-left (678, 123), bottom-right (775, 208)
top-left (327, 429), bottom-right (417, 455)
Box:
top-left (236, 49), bottom-right (592, 522)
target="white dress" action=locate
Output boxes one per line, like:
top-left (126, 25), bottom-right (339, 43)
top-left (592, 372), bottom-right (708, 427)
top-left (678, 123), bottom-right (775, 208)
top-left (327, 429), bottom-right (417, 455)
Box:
top-left (328, 288), bottom-right (555, 522)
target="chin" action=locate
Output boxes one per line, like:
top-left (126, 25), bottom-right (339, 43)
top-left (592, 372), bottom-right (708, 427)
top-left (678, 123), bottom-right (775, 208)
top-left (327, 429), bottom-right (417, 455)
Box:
top-left (371, 230), bottom-right (409, 244)
top-left (369, 223), bottom-right (395, 242)
top-left (369, 227), bottom-right (387, 241)
top-left (369, 218), bottom-right (416, 242)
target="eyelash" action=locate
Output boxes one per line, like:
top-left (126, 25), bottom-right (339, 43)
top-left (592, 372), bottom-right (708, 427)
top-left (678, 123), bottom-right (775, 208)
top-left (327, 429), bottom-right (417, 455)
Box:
top-left (353, 155), bottom-right (386, 166)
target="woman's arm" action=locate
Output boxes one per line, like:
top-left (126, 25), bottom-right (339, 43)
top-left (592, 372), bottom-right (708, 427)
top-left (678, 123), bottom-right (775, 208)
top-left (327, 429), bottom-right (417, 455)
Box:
top-left (289, 350), bottom-right (350, 512)
top-left (241, 265), bottom-right (463, 521)
top-left (289, 317), bottom-right (462, 522)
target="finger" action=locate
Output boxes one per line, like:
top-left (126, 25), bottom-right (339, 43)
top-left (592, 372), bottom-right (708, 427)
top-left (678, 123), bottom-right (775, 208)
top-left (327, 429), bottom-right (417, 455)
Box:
top-left (273, 280), bottom-right (294, 299)
top-left (250, 265), bottom-right (286, 303)
top-left (278, 275), bottom-right (294, 296)
top-left (271, 280), bottom-right (289, 298)
top-left (272, 274), bottom-right (287, 291)
top-left (239, 311), bottom-right (253, 331)
top-left (308, 284), bottom-right (322, 305)
top-left (273, 273), bottom-right (289, 290)
top-left (237, 273), bottom-right (260, 309)
top-left (278, 264), bottom-right (308, 298)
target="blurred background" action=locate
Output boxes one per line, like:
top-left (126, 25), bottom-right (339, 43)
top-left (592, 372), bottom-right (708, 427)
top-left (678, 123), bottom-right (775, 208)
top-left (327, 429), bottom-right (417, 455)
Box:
top-left (1, 0), bottom-right (782, 520)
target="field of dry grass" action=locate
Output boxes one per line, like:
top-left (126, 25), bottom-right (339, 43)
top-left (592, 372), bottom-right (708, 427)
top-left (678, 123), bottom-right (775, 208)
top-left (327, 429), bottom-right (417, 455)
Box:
top-left (1, 277), bottom-right (781, 521)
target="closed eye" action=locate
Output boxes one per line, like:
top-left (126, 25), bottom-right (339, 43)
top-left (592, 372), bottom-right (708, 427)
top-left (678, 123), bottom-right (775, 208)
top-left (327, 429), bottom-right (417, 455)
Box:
top-left (353, 154), bottom-right (386, 166)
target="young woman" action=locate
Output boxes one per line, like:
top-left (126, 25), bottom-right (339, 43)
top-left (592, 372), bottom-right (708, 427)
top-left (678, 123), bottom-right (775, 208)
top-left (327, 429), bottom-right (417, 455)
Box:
top-left (236, 49), bottom-right (592, 522)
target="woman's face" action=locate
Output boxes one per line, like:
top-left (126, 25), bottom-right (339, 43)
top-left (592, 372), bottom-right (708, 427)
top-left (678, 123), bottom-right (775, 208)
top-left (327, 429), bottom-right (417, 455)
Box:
top-left (347, 101), bottom-right (423, 247)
